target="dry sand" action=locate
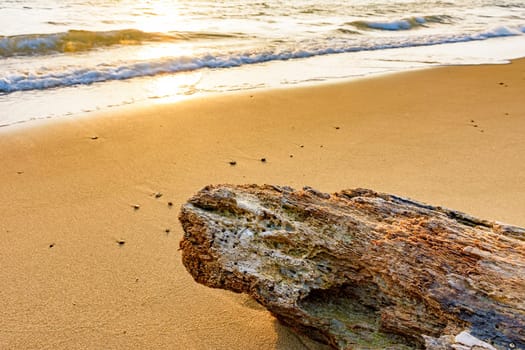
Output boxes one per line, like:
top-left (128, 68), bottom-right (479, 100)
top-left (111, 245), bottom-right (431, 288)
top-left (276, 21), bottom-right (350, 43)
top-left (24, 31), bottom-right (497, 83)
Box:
top-left (1, 59), bottom-right (524, 349)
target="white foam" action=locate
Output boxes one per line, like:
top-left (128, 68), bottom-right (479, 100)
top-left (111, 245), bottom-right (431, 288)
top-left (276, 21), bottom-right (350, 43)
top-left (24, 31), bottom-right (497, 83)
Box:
top-left (366, 20), bottom-right (413, 31)
top-left (1, 25), bottom-right (525, 93)
top-left (476, 25), bottom-right (525, 38)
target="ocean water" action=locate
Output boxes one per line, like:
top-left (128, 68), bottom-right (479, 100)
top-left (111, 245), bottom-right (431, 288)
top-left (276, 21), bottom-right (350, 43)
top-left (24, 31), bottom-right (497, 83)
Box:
top-left (1, 0), bottom-right (525, 129)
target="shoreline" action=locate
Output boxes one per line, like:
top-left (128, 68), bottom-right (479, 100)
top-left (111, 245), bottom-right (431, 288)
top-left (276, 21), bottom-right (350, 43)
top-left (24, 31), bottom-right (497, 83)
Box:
top-left (2, 34), bottom-right (525, 132)
top-left (1, 58), bottom-right (524, 349)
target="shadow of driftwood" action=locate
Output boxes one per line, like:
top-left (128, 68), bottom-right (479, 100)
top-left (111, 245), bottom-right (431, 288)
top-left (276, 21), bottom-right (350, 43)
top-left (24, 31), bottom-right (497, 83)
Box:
top-left (273, 319), bottom-right (332, 350)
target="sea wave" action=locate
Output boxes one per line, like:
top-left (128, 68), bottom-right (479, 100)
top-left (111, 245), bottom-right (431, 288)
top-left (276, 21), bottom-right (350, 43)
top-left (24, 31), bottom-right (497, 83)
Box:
top-left (1, 25), bottom-right (524, 93)
top-left (0, 29), bottom-right (243, 58)
top-left (348, 15), bottom-right (455, 31)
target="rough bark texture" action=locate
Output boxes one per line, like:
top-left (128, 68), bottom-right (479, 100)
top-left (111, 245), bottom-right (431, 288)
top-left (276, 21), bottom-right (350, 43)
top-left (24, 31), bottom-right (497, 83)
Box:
top-left (178, 185), bottom-right (525, 350)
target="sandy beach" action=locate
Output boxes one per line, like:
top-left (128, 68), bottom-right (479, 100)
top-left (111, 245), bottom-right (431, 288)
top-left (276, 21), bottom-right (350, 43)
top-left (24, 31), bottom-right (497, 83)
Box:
top-left (1, 59), bottom-right (524, 349)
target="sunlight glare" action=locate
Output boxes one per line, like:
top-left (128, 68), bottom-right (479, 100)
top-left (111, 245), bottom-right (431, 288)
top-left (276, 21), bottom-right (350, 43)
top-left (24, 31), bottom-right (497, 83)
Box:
top-left (134, 43), bottom-right (194, 61)
top-left (145, 71), bottom-right (203, 103)
top-left (133, 1), bottom-right (181, 33)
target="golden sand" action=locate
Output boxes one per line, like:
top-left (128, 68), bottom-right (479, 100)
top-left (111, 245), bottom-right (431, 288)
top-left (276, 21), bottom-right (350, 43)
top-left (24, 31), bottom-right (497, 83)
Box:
top-left (1, 59), bottom-right (524, 349)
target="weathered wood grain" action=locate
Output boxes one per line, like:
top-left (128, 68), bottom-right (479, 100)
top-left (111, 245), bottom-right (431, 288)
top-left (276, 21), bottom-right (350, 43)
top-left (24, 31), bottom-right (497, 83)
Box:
top-left (179, 185), bottom-right (524, 349)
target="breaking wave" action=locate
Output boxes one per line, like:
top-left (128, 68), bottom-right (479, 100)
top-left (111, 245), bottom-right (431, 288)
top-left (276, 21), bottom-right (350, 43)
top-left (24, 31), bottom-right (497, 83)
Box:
top-left (348, 15), bottom-right (455, 31)
top-left (1, 25), bottom-right (524, 93)
top-left (0, 29), bottom-right (243, 57)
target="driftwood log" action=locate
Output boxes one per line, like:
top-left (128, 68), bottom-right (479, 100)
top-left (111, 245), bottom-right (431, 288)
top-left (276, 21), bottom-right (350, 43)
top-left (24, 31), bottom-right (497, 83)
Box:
top-left (179, 185), bottom-right (524, 350)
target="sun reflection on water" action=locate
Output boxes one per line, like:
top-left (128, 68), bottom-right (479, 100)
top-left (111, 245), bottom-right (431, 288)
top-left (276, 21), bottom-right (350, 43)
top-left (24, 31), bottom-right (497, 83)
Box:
top-left (133, 43), bottom-right (194, 60)
top-left (132, 1), bottom-right (182, 33)
top-left (144, 71), bottom-right (203, 103)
